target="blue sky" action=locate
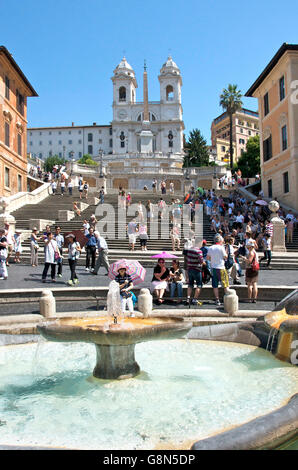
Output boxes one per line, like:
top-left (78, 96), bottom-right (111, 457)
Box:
top-left (2, 0), bottom-right (298, 144)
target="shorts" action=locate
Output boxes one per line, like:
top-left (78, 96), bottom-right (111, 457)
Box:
top-left (140, 238), bottom-right (147, 247)
top-left (188, 269), bottom-right (202, 288)
top-left (128, 234), bottom-right (136, 244)
top-left (211, 268), bottom-right (229, 289)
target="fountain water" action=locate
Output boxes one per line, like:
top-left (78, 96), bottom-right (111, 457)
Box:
top-left (37, 281), bottom-right (192, 380)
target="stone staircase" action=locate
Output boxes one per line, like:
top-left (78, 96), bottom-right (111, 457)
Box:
top-left (8, 188), bottom-right (298, 269)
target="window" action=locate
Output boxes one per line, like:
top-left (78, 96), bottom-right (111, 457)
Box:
top-left (58, 140), bottom-right (62, 145)
top-left (221, 146), bottom-right (226, 152)
top-left (109, 139), bottom-right (113, 147)
top-left (59, 131), bottom-right (62, 135)
top-left (119, 87), bottom-right (126, 101)
top-left (283, 172), bottom-right (289, 193)
top-left (49, 140), bottom-right (52, 145)
top-left (49, 150), bottom-right (52, 157)
top-left (166, 85), bottom-right (174, 101)
top-left (98, 130), bottom-right (102, 134)
top-left (88, 133), bottom-right (93, 142)
top-left (39, 153), bottom-right (43, 158)
top-left (78, 139), bottom-right (82, 144)
top-left (268, 179), bottom-right (272, 198)
top-left (68, 131), bottom-right (71, 135)
top-left (30, 132), bottom-right (32, 136)
top-left (4, 167), bottom-right (10, 187)
top-left (58, 152), bottom-right (62, 158)
top-left (239, 139), bottom-right (245, 145)
top-left (5, 122), bottom-right (10, 147)
top-left (49, 131), bottom-right (52, 135)
top-left (88, 145), bottom-right (93, 154)
top-left (29, 141), bottom-right (33, 146)
top-left (248, 130), bottom-right (251, 136)
top-left (78, 130), bottom-right (81, 134)
top-left (264, 92), bottom-right (269, 116)
top-left (109, 128), bottom-right (113, 136)
top-left (5, 76), bottom-right (10, 100)
top-left (79, 152), bottom-right (82, 158)
top-left (68, 140), bottom-right (72, 145)
top-left (279, 76), bottom-right (285, 101)
top-left (263, 135), bottom-right (272, 162)
top-left (98, 139), bottom-right (102, 144)
top-left (16, 90), bottom-right (24, 116)
top-left (18, 134), bottom-right (22, 156)
top-left (39, 141), bottom-right (42, 145)
top-left (39, 132), bottom-right (42, 135)
top-left (240, 128), bottom-right (243, 133)
top-left (281, 125), bottom-right (287, 151)
top-left (18, 175), bottom-right (22, 192)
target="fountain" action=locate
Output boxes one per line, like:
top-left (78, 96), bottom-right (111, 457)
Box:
top-left (0, 289), bottom-right (297, 450)
top-left (37, 281), bottom-right (192, 380)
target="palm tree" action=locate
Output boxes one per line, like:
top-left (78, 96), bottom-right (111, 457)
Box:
top-left (219, 84), bottom-right (243, 169)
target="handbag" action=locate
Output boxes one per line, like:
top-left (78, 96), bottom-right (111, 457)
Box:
top-left (251, 254), bottom-right (260, 272)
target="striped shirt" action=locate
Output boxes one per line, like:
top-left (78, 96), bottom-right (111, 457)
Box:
top-left (183, 247), bottom-right (204, 271)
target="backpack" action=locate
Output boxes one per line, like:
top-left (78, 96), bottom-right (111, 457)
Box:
top-left (225, 245), bottom-right (234, 270)
top-left (202, 264), bottom-right (211, 284)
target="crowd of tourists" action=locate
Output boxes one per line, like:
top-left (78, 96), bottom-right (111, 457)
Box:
top-left (0, 179), bottom-right (297, 309)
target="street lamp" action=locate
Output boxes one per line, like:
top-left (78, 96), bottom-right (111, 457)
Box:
top-left (99, 148), bottom-right (104, 178)
top-left (70, 151), bottom-right (74, 161)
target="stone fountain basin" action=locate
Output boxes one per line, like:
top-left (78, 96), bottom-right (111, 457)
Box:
top-left (37, 316), bottom-right (192, 346)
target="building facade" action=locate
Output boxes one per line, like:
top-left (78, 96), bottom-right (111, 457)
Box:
top-left (28, 56), bottom-right (185, 190)
top-left (28, 123), bottom-right (112, 161)
top-left (0, 46), bottom-right (37, 197)
top-left (245, 43), bottom-right (298, 211)
top-left (211, 108), bottom-right (259, 163)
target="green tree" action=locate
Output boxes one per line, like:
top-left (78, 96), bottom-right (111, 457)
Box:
top-left (236, 135), bottom-right (260, 177)
top-left (184, 129), bottom-right (210, 167)
top-left (44, 155), bottom-right (67, 172)
top-left (77, 154), bottom-right (98, 166)
top-left (219, 84), bottom-right (243, 169)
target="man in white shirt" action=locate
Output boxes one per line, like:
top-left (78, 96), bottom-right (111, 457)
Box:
top-left (206, 234), bottom-right (229, 306)
top-left (93, 231), bottom-right (110, 275)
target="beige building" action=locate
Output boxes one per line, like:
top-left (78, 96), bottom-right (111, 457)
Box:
top-left (0, 46), bottom-right (37, 197)
top-left (211, 108), bottom-right (259, 162)
top-left (246, 43), bottom-right (298, 211)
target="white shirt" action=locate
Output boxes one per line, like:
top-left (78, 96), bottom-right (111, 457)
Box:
top-left (286, 213), bottom-right (294, 221)
top-left (96, 236), bottom-right (108, 250)
top-left (236, 215), bottom-right (244, 223)
top-left (44, 239), bottom-right (58, 264)
top-left (83, 223), bottom-right (90, 236)
top-left (207, 244), bottom-right (227, 269)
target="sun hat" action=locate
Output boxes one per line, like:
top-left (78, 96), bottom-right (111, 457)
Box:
top-left (66, 233), bottom-right (75, 239)
top-left (117, 264), bottom-right (127, 271)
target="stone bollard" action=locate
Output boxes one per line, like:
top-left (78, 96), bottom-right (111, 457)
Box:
top-left (137, 288), bottom-right (153, 318)
top-left (224, 288), bottom-right (239, 316)
top-left (40, 289), bottom-right (56, 318)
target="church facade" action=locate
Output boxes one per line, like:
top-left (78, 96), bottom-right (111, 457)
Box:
top-left (28, 56), bottom-right (185, 190)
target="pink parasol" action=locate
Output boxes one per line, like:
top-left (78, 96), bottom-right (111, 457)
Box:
top-left (151, 251), bottom-right (178, 259)
top-left (108, 259), bottom-right (146, 285)
top-left (255, 200), bottom-right (268, 206)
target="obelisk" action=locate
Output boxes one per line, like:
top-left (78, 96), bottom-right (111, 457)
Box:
top-left (140, 60), bottom-right (153, 153)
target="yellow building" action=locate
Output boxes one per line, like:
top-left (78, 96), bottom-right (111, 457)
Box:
top-left (245, 43), bottom-right (298, 211)
top-left (211, 108), bottom-right (259, 162)
top-left (215, 138), bottom-right (236, 164)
